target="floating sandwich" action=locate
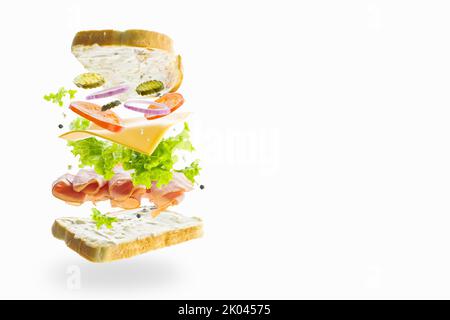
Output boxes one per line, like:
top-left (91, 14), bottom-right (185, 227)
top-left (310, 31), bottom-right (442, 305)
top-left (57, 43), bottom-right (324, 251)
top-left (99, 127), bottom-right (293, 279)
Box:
top-left (45, 29), bottom-right (202, 263)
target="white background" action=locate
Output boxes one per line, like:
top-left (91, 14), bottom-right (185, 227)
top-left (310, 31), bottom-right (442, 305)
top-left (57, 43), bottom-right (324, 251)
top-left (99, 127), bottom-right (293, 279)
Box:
top-left (1, 0), bottom-right (450, 299)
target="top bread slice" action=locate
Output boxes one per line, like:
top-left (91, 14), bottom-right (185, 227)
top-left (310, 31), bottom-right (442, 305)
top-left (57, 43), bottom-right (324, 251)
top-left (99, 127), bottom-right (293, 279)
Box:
top-left (52, 208), bottom-right (203, 263)
top-left (71, 29), bottom-right (183, 99)
top-left (72, 29), bottom-right (175, 52)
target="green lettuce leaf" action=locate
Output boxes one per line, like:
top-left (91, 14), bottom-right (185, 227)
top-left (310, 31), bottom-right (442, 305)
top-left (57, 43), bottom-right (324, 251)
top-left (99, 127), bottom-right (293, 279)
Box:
top-left (176, 160), bottom-right (201, 184)
top-left (67, 122), bottom-right (201, 187)
top-left (69, 117), bottom-right (90, 130)
top-left (44, 87), bottom-right (77, 107)
top-left (91, 208), bottom-right (117, 229)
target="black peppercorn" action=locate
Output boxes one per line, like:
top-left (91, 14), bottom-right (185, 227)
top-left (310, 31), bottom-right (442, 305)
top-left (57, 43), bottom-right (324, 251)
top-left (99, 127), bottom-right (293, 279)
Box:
top-left (200, 184), bottom-right (205, 190)
top-left (136, 214), bottom-right (141, 218)
top-left (58, 124), bottom-right (63, 129)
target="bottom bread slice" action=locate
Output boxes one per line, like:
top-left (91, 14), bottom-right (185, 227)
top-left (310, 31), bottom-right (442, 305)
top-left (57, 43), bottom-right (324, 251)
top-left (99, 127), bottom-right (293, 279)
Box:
top-left (52, 208), bottom-right (203, 263)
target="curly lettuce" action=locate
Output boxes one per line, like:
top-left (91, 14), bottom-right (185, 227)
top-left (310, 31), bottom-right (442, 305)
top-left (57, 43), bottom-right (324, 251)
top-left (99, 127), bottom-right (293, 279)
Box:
top-left (44, 87), bottom-right (77, 107)
top-left (67, 119), bottom-right (201, 188)
top-left (69, 117), bottom-right (90, 130)
top-left (91, 208), bottom-right (117, 229)
top-left (176, 160), bottom-right (201, 184)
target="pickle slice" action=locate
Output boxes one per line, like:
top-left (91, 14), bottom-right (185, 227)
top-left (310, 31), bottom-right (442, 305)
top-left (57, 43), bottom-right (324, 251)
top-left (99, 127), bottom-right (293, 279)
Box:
top-left (135, 80), bottom-right (164, 96)
top-left (74, 73), bottom-right (105, 89)
top-left (101, 100), bottom-right (121, 111)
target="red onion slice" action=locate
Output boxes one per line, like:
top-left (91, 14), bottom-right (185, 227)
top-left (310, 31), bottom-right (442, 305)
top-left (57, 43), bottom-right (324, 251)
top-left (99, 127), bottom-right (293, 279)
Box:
top-left (86, 84), bottom-right (130, 100)
top-left (124, 100), bottom-right (170, 115)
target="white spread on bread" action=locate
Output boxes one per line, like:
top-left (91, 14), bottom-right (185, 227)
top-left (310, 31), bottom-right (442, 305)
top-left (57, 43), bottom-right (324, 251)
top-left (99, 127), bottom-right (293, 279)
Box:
top-left (72, 45), bottom-right (180, 99)
top-left (55, 209), bottom-right (202, 247)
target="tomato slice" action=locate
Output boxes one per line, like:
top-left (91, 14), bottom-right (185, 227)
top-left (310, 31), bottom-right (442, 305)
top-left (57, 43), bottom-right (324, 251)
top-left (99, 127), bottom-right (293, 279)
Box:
top-left (145, 93), bottom-right (185, 120)
top-left (69, 101), bottom-right (124, 132)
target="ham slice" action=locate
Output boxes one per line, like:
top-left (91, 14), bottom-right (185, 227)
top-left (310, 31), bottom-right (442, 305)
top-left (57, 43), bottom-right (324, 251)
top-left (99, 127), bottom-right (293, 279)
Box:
top-left (148, 191), bottom-right (185, 217)
top-left (52, 174), bottom-right (86, 205)
top-left (146, 172), bottom-right (194, 216)
top-left (111, 185), bottom-right (146, 209)
top-left (72, 169), bottom-right (106, 194)
top-left (52, 170), bottom-right (193, 211)
top-left (108, 169), bottom-right (134, 201)
top-left (87, 184), bottom-right (110, 203)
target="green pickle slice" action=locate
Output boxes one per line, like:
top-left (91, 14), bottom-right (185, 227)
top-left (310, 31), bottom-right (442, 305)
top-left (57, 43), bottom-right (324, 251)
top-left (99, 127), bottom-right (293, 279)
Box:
top-left (74, 73), bottom-right (105, 89)
top-left (136, 80), bottom-right (164, 96)
top-left (101, 100), bottom-right (121, 111)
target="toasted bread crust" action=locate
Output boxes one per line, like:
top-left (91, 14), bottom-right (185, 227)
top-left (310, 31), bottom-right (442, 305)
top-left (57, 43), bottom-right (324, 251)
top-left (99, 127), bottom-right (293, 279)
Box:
top-left (52, 219), bottom-right (203, 263)
top-left (72, 29), bottom-right (174, 52)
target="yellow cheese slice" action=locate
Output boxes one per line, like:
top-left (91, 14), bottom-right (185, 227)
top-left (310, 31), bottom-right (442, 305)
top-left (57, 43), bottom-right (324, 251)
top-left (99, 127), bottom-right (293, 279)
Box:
top-left (60, 112), bottom-right (190, 155)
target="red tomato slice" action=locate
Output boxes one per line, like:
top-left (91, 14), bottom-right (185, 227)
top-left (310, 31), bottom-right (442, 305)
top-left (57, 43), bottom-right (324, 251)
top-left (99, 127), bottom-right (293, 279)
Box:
top-left (145, 93), bottom-right (185, 120)
top-left (69, 101), bottom-right (124, 132)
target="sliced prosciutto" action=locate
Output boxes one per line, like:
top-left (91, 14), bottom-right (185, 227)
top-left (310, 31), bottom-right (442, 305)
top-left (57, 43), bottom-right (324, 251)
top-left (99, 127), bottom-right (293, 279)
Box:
top-left (146, 172), bottom-right (194, 216)
top-left (52, 174), bottom-right (86, 205)
top-left (148, 191), bottom-right (186, 217)
top-left (72, 169), bottom-right (106, 194)
top-left (87, 184), bottom-right (110, 204)
top-left (51, 170), bottom-right (194, 212)
top-left (108, 169), bottom-right (134, 201)
top-left (111, 185), bottom-right (147, 209)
